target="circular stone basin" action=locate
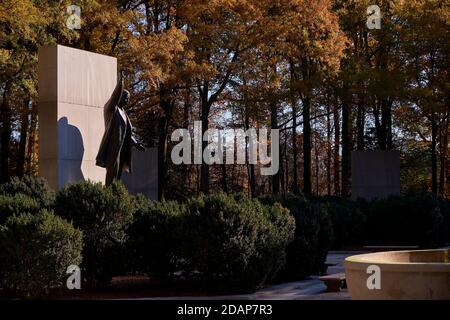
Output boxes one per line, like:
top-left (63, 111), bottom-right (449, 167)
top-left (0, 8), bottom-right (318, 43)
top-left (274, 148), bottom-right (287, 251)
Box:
top-left (344, 249), bottom-right (450, 300)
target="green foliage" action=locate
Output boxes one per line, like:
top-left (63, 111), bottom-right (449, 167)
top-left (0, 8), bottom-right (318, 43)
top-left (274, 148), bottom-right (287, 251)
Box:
top-left (126, 195), bottom-right (185, 277)
top-left (127, 193), bottom-right (295, 291)
top-left (437, 199), bottom-right (450, 245)
top-left (54, 180), bottom-right (134, 286)
top-left (0, 175), bottom-right (55, 208)
top-left (0, 210), bottom-right (83, 298)
top-left (318, 196), bottom-right (367, 248)
top-left (261, 194), bottom-right (333, 279)
top-left (0, 193), bottom-right (40, 224)
top-left (400, 143), bottom-right (431, 193)
top-left (178, 193), bottom-right (295, 291)
top-left (364, 193), bottom-right (443, 247)
top-left (315, 193), bottom-right (446, 249)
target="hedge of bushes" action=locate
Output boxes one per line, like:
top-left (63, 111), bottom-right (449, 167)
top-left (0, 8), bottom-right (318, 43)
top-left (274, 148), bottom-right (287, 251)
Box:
top-left (178, 193), bottom-right (295, 290)
top-left (0, 193), bottom-right (41, 224)
top-left (126, 196), bottom-right (184, 279)
top-left (316, 196), bottom-right (367, 249)
top-left (55, 180), bottom-right (134, 286)
top-left (364, 193), bottom-right (443, 247)
top-left (260, 194), bottom-right (333, 279)
top-left (0, 177), bottom-right (296, 295)
top-left (1, 176), bottom-right (449, 297)
top-left (318, 193), bottom-right (448, 248)
top-left (439, 199), bottom-right (450, 245)
top-left (0, 210), bottom-right (82, 297)
top-left (0, 176), bottom-right (55, 208)
top-left (127, 193), bottom-right (295, 291)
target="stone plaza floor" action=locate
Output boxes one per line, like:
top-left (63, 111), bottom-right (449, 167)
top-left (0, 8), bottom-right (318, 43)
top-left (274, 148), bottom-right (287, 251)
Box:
top-left (135, 251), bottom-right (367, 300)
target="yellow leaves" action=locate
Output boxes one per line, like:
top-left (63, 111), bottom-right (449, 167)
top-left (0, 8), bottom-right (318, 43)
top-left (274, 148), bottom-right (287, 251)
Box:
top-left (122, 27), bottom-right (189, 89)
top-left (0, 49), bottom-right (11, 62)
top-left (270, 0), bottom-right (347, 71)
top-left (71, 0), bottom-right (135, 53)
top-left (0, 0), bottom-right (47, 43)
top-left (21, 78), bottom-right (37, 97)
top-left (186, 60), bottom-right (218, 80)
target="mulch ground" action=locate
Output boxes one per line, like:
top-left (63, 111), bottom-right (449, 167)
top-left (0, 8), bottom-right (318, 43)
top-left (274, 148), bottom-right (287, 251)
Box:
top-left (0, 275), bottom-right (237, 300)
top-left (54, 275), bottom-right (223, 299)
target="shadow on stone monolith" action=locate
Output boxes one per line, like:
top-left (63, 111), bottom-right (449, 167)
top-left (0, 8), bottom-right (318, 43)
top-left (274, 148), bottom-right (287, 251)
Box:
top-left (351, 150), bottom-right (400, 201)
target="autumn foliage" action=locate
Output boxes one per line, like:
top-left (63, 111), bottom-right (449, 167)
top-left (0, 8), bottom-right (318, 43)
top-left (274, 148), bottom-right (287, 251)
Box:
top-left (0, 0), bottom-right (449, 198)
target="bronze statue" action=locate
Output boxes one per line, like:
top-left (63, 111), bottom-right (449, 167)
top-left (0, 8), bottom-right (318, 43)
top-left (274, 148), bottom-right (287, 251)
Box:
top-left (96, 71), bottom-right (145, 186)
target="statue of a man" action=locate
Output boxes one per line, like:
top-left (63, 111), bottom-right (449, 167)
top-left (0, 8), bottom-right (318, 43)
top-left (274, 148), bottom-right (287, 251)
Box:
top-left (96, 71), bottom-right (145, 186)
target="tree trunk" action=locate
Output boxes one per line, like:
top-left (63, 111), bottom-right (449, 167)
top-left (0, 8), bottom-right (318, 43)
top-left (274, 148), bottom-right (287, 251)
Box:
top-left (445, 106), bottom-right (450, 196)
top-left (373, 99), bottom-right (384, 149)
top-left (439, 114), bottom-right (448, 197)
top-left (289, 66), bottom-right (300, 194)
top-left (431, 115), bottom-right (438, 196)
top-left (386, 100), bottom-right (393, 150)
top-left (157, 121), bottom-right (169, 200)
top-left (245, 114), bottom-right (256, 197)
top-left (334, 98), bottom-right (341, 195)
top-left (381, 99), bottom-right (392, 150)
top-left (292, 99), bottom-right (299, 194)
top-left (377, 46), bottom-right (392, 150)
top-left (302, 96), bottom-right (312, 195)
top-left (157, 88), bottom-right (174, 200)
top-left (182, 86), bottom-right (191, 188)
top-left (27, 101), bottom-right (38, 175)
top-left (356, 99), bottom-right (365, 150)
top-left (271, 101), bottom-right (280, 194)
top-left (282, 129), bottom-right (287, 193)
top-left (341, 83), bottom-right (352, 197)
top-left (373, 98), bottom-right (392, 150)
top-left (1, 82), bottom-right (12, 183)
top-left (17, 98), bottom-right (31, 177)
top-left (326, 104), bottom-right (332, 195)
top-left (200, 89), bottom-right (211, 194)
top-left (315, 131), bottom-right (320, 195)
top-left (221, 161), bottom-right (228, 192)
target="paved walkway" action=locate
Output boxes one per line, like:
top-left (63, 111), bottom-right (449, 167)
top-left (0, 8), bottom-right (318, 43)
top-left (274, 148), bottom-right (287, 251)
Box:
top-left (135, 251), bottom-right (365, 300)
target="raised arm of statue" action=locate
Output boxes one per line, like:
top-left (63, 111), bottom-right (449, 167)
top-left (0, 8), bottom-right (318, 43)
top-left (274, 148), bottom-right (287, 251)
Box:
top-left (103, 71), bottom-right (124, 124)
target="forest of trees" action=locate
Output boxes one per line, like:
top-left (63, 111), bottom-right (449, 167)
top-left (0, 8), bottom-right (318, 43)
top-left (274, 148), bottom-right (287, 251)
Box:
top-left (0, 0), bottom-right (449, 200)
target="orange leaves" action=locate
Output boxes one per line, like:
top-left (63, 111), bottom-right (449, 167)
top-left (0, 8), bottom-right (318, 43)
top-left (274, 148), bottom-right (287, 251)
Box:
top-left (258, 0), bottom-right (346, 72)
top-left (123, 27), bottom-right (188, 88)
